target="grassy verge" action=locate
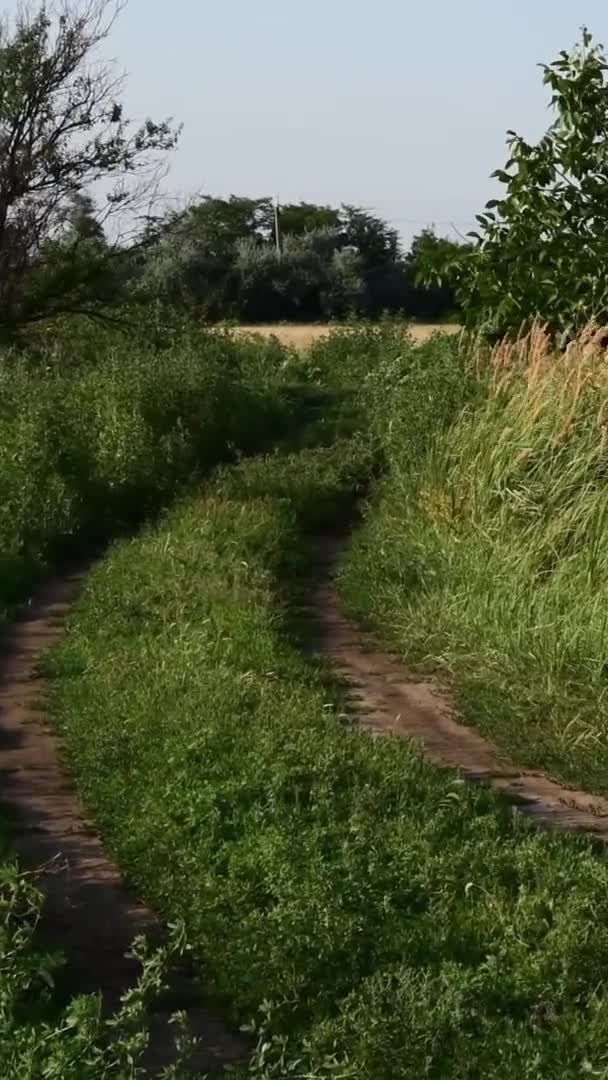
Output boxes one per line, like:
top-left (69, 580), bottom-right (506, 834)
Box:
top-left (0, 322), bottom-right (300, 625)
top-left (338, 325), bottom-right (608, 796)
top-left (46, 441), bottom-right (608, 1078)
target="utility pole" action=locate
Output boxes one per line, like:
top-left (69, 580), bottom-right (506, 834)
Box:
top-left (274, 195), bottom-right (281, 259)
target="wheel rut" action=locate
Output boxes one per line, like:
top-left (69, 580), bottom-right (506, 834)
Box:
top-left (305, 533), bottom-right (608, 840)
top-left (0, 563), bottom-right (247, 1076)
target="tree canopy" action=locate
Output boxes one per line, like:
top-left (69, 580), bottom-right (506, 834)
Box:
top-left (136, 196), bottom-right (458, 323)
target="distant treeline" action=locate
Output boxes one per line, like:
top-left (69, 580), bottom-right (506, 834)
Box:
top-left (133, 197), bottom-right (461, 323)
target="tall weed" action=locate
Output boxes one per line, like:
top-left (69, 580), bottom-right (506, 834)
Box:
top-left (0, 325), bottom-right (296, 623)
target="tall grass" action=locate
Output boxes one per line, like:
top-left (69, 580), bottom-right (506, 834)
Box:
top-left (340, 324), bottom-right (608, 793)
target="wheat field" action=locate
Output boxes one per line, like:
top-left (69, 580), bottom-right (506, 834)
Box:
top-left (234, 323), bottom-right (460, 349)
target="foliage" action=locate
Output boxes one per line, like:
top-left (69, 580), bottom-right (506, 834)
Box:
top-left (419, 31), bottom-right (608, 336)
top-left (137, 196), bottom-right (456, 323)
top-left (408, 228), bottom-right (468, 320)
top-left (0, 1), bottom-right (179, 338)
top-left (45, 435), bottom-right (608, 1079)
top-left (232, 230), bottom-right (366, 322)
top-left (277, 202), bottom-right (341, 236)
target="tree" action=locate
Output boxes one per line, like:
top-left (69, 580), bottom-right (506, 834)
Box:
top-left (173, 196), bottom-right (274, 261)
top-left (422, 30), bottom-right (608, 337)
top-left (135, 195), bottom-right (275, 317)
top-left (0, 1), bottom-right (179, 337)
top-left (407, 228), bottom-right (467, 319)
top-left (137, 194), bottom-right (458, 323)
top-left (338, 206), bottom-right (402, 315)
top-left (322, 246), bottom-right (365, 318)
top-left (65, 192), bottom-right (107, 244)
top-left (278, 202), bottom-right (341, 237)
top-left (232, 228), bottom-right (358, 322)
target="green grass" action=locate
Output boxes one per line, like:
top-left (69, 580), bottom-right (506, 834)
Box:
top-left (45, 442), bottom-right (608, 1079)
top-left (0, 315), bottom-right (349, 1074)
top-left (10, 318), bottom-right (608, 1074)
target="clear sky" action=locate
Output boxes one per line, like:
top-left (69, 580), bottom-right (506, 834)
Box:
top-left (9, 0), bottom-right (608, 248)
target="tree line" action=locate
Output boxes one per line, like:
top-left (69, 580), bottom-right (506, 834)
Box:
top-left (134, 198), bottom-right (458, 323)
top-left (0, 2), bottom-right (459, 343)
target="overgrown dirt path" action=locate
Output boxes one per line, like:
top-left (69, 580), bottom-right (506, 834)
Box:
top-left (6, 521), bottom-right (608, 1074)
top-left (0, 565), bottom-right (247, 1076)
top-left (305, 533), bottom-right (608, 839)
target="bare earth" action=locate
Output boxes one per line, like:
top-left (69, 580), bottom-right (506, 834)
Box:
top-left (0, 568), bottom-right (247, 1075)
top-left (235, 322), bottom-right (460, 349)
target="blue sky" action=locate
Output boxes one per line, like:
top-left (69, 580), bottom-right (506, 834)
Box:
top-left (10, 0), bottom-right (608, 248)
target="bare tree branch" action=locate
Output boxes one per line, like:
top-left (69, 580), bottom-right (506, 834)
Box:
top-left (0, 0), bottom-right (180, 333)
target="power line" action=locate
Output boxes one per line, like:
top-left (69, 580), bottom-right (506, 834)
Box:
top-left (389, 216), bottom-right (476, 227)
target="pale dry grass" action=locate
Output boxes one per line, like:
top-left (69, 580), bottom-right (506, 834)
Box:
top-left (233, 323), bottom-right (460, 350)
top-left (482, 321), bottom-right (608, 467)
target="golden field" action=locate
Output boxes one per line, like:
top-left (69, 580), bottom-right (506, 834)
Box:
top-left (234, 323), bottom-right (460, 349)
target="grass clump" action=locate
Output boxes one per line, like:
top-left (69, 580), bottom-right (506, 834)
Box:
top-left (46, 442), bottom-right (608, 1078)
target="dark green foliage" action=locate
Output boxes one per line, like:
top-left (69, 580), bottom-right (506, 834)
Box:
top-left (137, 196), bottom-right (457, 323)
top-left (276, 202), bottom-right (341, 236)
top-left (408, 228), bottom-right (468, 320)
